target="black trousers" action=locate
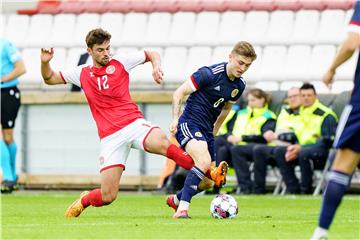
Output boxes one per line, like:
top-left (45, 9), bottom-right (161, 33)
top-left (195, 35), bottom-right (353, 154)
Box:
top-left (252, 144), bottom-right (277, 194)
top-left (274, 145), bottom-right (329, 193)
top-left (214, 135), bottom-right (233, 168)
top-left (230, 143), bottom-right (257, 192)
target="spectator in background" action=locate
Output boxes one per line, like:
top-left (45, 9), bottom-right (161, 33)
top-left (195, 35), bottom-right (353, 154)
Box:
top-left (311, 2), bottom-right (360, 239)
top-left (229, 88), bottom-right (276, 194)
top-left (252, 87), bottom-right (302, 194)
top-left (71, 52), bottom-right (90, 92)
top-left (274, 83), bottom-right (337, 194)
top-left (0, 38), bottom-right (26, 193)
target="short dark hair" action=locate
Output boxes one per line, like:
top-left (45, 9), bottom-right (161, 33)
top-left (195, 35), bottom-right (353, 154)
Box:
top-left (85, 28), bottom-right (111, 48)
top-left (231, 41), bottom-right (257, 61)
top-left (300, 82), bottom-right (317, 95)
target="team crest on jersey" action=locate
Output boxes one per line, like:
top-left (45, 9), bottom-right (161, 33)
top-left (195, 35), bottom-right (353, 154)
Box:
top-left (106, 65), bottom-right (115, 74)
top-left (195, 132), bottom-right (203, 137)
top-left (231, 89), bottom-right (239, 98)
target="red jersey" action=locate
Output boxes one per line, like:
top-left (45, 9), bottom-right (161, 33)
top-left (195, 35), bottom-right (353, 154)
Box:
top-left (60, 51), bottom-right (149, 139)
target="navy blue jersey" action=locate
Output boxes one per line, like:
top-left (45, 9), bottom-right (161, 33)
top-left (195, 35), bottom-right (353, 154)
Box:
top-left (350, 1), bottom-right (360, 103)
top-left (179, 62), bottom-right (246, 132)
top-left (334, 2), bottom-right (360, 152)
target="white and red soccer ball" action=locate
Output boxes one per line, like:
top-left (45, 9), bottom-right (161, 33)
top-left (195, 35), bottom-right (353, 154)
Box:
top-left (210, 194), bottom-right (238, 219)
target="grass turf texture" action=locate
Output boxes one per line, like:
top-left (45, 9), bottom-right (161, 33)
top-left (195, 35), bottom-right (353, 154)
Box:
top-left (1, 192), bottom-right (359, 239)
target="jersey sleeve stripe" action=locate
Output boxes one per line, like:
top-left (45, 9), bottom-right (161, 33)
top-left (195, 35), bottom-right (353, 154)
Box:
top-left (144, 50), bottom-right (150, 63)
top-left (348, 24), bottom-right (360, 34)
top-left (59, 71), bottom-right (67, 84)
top-left (350, 20), bottom-right (360, 26)
top-left (190, 76), bottom-right (199, 91)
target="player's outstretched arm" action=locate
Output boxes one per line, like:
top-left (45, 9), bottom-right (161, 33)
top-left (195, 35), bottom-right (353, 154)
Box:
top-left (145, 50), bottom-right (164, 84)
top-left (40, 48), bottom-right (65, 85)
top-left (213, 102), bottom-right (233, 136)
top-left (169, 80), bottom-right (193, 134)
top-left (323, 32), bottom-right (360, 86)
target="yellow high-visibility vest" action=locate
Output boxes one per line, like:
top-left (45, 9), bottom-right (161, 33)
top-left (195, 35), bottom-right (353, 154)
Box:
top-left (232, 106), bottom-right (276, 145)
top-left (217, 108), bottom-right (238, 136)
top-left (297, 99), bottom-right (338, 145)
top-left (267, 106), bottom-right (303, 146)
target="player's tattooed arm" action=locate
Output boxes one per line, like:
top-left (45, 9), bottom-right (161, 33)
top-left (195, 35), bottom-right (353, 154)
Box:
top-left (213, 102), bottom-right (233, 136)
top-left (169, 80), bottom-right (193, 134)
top-left (40, 48), bottom-right (65, 85)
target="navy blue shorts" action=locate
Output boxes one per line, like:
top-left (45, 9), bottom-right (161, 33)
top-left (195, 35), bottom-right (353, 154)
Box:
top-left (175, 120), bottom-right (215, 161)
top-left (334, 104), bottom-right (360, 153)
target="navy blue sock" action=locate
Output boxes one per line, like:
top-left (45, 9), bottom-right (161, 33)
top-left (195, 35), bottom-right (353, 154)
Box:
top-left (176, 189), bottom-right (183, 201)
top-left (180, 166), bottom-right (204, 203)
top-left (318, 170), bottom-right (350, 229)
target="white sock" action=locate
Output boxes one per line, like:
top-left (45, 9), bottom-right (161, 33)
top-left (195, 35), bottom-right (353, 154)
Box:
top-left (311, 227), bottom-right (328, 240)
top-left (177, 200), bottom-right (189, 212)
top-left (173, 195), bottom-right (180, 205)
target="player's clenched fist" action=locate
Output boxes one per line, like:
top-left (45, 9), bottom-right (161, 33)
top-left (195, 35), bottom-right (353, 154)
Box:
top-left (152, 66), bottom-right (164, 84)
top-left (169, 119), bottom-right (178, 135)
top-left (40, 48), bottom-right (54, 63)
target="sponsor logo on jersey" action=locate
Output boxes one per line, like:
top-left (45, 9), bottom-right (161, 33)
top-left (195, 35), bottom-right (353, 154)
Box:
top-left (106, 65), bottom-right (115, 74)
top-left (90, 72), bottom-right (94, 77)
top-left (195, 132), bottom-right (203, 137)
top-left (231, 89), bottom-right (239, 98)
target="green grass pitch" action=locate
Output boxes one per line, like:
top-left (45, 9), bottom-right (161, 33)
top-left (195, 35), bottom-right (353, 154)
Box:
top-left (1, 192), bottom-right (359, 239)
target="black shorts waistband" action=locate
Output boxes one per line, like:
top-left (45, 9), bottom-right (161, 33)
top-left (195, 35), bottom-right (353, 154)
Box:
top-left (1, 86), bottom-right (19, 91)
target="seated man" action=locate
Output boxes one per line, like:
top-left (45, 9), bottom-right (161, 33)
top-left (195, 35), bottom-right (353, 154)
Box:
top-left (229, 88), bottom-right (277, 194)
top-left (252, 87), bottom-right (302, 194)
top-left (274, 83), bottom-right (338, 194)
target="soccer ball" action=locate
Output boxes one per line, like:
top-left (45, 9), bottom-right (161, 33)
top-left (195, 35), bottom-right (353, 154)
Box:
top-left (210, 194), bottom-right (238, 219)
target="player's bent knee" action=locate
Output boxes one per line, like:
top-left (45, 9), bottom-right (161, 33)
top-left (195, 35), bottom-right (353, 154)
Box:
top-left (196, 158), bottom-right (212, 172)
top-left (145, 132), bottom-right (169, 155)
top-left (332, 149), bottom-right (360, 171)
